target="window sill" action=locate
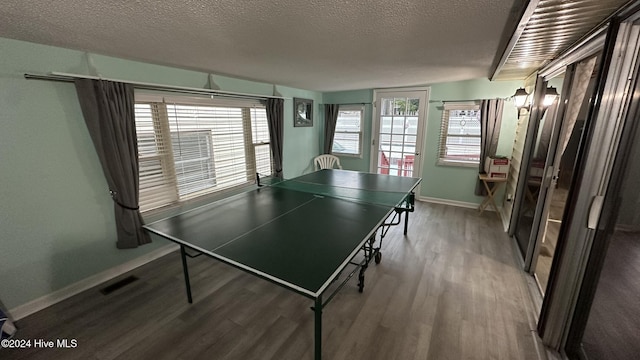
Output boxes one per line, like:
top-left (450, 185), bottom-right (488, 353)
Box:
top-left (332, 152), bottom-right (363, 159)
top-left (437, 159), bottom-right (479, 168)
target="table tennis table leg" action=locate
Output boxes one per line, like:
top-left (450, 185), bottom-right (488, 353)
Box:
top-left (403, 211), bottom-right (409, 235)
top-left (403, 192), bottom-right (415, 235)
top-left (180, 245), bottom-right (193, 304)
top-left (313, 296), bottom-right (322, 360)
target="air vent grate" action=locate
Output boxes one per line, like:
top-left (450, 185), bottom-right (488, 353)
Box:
top-left (100, 275), bottom-right (139, 295)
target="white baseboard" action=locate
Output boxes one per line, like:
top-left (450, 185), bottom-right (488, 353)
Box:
top-left (10, 244), bottom-right (178, 320)
top-left (418, 196), bottom-right (483, 210)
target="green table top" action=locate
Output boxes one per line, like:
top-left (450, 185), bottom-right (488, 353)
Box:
top-left (144, 169), bottom-right (421, 298)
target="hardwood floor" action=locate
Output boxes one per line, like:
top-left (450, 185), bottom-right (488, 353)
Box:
top-left (3, 202), bottom-right (545, 360)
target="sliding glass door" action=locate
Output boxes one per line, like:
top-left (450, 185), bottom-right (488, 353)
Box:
top-left (537, 17), bottom-right (640, 351)
top-left (569, 115), bottom-right (640, 358)
top-left (512, 78), bottom-right (561, 261)
top-left (563, 17), bottom-right (640, 359)
top-left (531, 56), bottom-right (601, 295)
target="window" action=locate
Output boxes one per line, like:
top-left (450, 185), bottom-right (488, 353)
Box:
top-left (438, 102), bottom-right (481, 166)
top-left (332, 105), bottom-right (363, 156)
top-left (134, 94), bottom-right (271, 212)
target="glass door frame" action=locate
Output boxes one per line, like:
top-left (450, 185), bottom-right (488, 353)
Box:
top-left (509, 78), bottom-right (552, 257)
top-left (563, 13), bottom-right (640, 358)
top-left (370, 88), bottom-right (429, 184)
top-left (521, 72), bottom-right (570, 274)
top-left (565, 50), bottom-right (640, 360)
top-left (509, 31), bottom-right (607, 268)
top-left (527, 53), bottom-right (602, 283)
top-left (538, 15), bottom-right (640, 350)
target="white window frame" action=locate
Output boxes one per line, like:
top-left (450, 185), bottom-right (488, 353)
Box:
top-left (332, 104), bottom-right (364, 157)
top-left (134, 93), bottom-right (271, 214)
top-left (437, 102), bottom-right (481, 167)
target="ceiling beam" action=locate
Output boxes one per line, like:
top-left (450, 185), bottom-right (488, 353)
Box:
top-left (490, 0), bottom-right (541, 81)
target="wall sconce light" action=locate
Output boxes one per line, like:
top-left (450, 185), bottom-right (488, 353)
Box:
top-left (513, 87), bottom-right (530, 115)
top-left (512, 86), bottom-right (559, 116)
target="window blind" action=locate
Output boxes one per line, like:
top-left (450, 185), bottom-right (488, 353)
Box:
top-left (333, 105), bottom-right (363, 155)
top-left (250, 107), bottom-right (272, 176)
top-left (135, 103), bottom-right (179, 211)
top-left (438, 102), bottom-right (481, 164)
top-left (134, 95), bottom-right (270, 212)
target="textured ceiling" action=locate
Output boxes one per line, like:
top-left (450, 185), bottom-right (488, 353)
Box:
top-left (0, 0), bottom-right (522, 92)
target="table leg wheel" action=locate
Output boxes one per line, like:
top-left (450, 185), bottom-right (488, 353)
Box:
top-left (374, 251), bottom-right (382, 264)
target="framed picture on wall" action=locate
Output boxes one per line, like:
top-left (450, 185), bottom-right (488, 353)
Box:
top-left (294, 98), bottom-right (313, 127)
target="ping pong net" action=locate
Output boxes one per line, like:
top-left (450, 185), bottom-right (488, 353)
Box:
top-left (257, 171), bottom-right (418, 209)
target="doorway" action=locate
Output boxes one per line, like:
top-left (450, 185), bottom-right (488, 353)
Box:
top-left (532, 56), bottom-right (600, 295)
top-left (513, 80), bottom-right (562, 261)
top-left (536, 17), bottom-right (640, 351)
top-left (371, 89), bottom-right (428, 178)
top-left (563, 17), bottom-right (640, 359)
top-left (511, 51), bottom-right (602, 299)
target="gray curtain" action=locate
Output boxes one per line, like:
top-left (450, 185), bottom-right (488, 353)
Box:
top-left (266, 98), bottom-right (284, 178)
top-left (324, 104), bottom-right (339, 154)
top-left (74, 79), bottom-right (151, 249)
top-left (475, 98), bottom-right (504, 195)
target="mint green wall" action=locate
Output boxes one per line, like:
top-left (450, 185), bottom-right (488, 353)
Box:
top-left (423, 78), bottom-right (521, 204)
top-left (0, 37), bottom-right (320, 310)
top-left (323, 78), bottom-right (523, 204)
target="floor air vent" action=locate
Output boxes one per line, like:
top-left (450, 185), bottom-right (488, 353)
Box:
top-left (100, 275), bottom-right (139, 295)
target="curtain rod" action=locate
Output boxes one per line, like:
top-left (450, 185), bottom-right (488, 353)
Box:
top-left (429, 97), bottom-right (512, 103)
top-left (23, 72), bottom-right (290, 101)
top-left (320, 102), bottom-right (371, 106)
top-left (428, 100), bottom-right (479, 104)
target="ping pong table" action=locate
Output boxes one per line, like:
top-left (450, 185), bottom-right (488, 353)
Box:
top-left (143, 169), bottom-right (421, 359)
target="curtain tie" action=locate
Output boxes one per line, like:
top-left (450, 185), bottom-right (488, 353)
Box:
top-left (109, 190), bottom-right (140, 210)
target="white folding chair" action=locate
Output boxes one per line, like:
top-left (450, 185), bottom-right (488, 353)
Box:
top-left (314, 154), bottom-right (343, 170)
